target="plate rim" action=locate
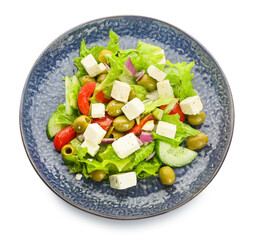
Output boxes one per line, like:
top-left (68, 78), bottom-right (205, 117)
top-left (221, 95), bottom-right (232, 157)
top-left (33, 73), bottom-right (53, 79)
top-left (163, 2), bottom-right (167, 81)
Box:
top-left (19, 15), bottom-right (235, 220)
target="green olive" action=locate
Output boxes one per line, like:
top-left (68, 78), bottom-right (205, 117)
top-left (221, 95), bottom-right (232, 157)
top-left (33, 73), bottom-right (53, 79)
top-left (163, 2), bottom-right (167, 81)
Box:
top-left (97, 73), bottom-right (108, 83)
top-left (128, 89), bottom-right (137, 101)
top-left (159, 166), bottom-right (175, 185)
top-left (137, 74), bottom-right (157, 91)
top-left (187, 111), bottom-right (206, 125)
top-left (61, 144), bottom-right (75, 158)
top-left (81, 75), bottom-right (96, 86)
top-left (98, 49), bottom-right (113, 63)
top-left (113, 115), bottom-right (135, 132)
top-left (72, 115), bottom-right (91, 133)
top-left (111, 129), bottom-right (125, 139)
top-left (106, 100), bottom-right (125, 117)
top-left (90, 170), bottom-right (107, 182)
top-left (186, 132), bottom-right (209, 150)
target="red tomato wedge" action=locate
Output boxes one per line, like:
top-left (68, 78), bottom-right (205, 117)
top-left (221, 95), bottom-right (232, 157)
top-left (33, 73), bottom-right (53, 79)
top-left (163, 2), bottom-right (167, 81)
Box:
top-left (54, 125), bottom-right (76, 151)
top-left (169, 103), bottom-right (185, 122)
top-left (128, 114), bottom-right (156, 136)
top-left (95, 90), bottom-right (111, 103)
top-left (78, 82), bottom-right (96, 115)
top-left (92, 114), bottom-right (114, 131)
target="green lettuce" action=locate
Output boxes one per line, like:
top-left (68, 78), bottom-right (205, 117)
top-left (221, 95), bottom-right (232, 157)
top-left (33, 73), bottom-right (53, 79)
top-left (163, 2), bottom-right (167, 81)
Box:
top-left (153, 114), bottom-right (200, 146)
top-left (144, 96), bottom-right (173, 114)
top-left (53, 104), bottom-right (78, 125)
top-left (135, 156), bottom-right (162, 179)
top-left (106, 30), bottom-right (120, 54)
top-left (130, 85), bottom-right (149, 101)
top-left (165, 60), bottom-right (197, 101)
top-left (98, 142), bottom-right (155, 174)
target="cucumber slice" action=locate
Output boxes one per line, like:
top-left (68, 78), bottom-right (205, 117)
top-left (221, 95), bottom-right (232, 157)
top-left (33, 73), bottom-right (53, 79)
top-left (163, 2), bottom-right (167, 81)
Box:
top-left (155, 140), bottom-right (198, 167)
top-left (46, 111), bottom-right (65, 139)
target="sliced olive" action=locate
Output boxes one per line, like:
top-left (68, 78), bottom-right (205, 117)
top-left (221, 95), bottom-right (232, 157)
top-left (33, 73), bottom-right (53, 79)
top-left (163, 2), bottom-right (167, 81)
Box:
top-left (106, 100), bottom-right (125, 117)
top-left (61, 144), bottom-right (75, 158)
top-left (159, 166), bottom-right (175, 185)
top-left (72, 115), bottom-right (91, 133)
top-left (111, 129), bottom-right (125, 139)
top-left (81, 75), bottom-right (96, 86)
top-left (90, 170), bottom-right (107, 182)
top-left (97, 73), bottom-right (108, 83)
top-left (98, 49), bottom-right (113, 63)
top-left (113, 115), bottom-right (135, 132)
top-left (187, 111), bottom-right (206, 125)
top-left (186, 132), bottom-right (209, 150)
top-left (137, 74), bottom-right (157, 91)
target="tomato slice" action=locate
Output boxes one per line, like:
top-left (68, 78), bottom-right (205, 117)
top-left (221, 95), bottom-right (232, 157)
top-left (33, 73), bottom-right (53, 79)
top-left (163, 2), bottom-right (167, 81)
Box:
top-left (54, 125), bottom-right (76, 151)
top-left (78, 82), bottom-right (96, 115)
top-left (92, 114), bottom-right (114, 131)
top-left (95, 90), bottom-right (111, 103)
top-left (169, 103), bottom-right (185, 122)
top-left (128, 114), bottom-right (156, 136)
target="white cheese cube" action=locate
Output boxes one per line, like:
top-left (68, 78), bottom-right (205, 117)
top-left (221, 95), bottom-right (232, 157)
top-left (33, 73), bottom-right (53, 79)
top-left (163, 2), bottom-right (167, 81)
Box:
top-left (91, 103), bottom-right (105, 118)
top-left (155, 49), bottom-right (166, 65)
top-left (142, 120), bottom-right (155, 131)
top-left (98, 63), bottom-right (108, 74)
top-left (110, 80), bottom-right (131, 103)
top-left (81, 54), bottom-right (101, 77)
top-left (147, 65), bottom-right (166, 81)
top-left (109, 172), bottom-right (137, 190)
top-left (157, 80), bottom-right (174, 98)
top-left (121, 97), bottom-right (145, 121)
top-left (180, 95), bottom-right (203, 115)
top-left (112, 133), bottom-right (140, 158)
top-left (81, 139), bottom-right (100, 157)
top-left (156, 121), bottom-right (177, 139)
top-left (83, 123), bottom-right (106, 145)
top-left (75, 173), bottom-right (83, 181)
top-left (146, 90), bottom-right (159, 100)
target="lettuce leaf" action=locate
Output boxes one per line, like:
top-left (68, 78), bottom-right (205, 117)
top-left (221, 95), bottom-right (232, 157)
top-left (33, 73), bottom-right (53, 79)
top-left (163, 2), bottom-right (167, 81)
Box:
top-left (144, 96), bottom-right (173, 114)
top-left (165, 60), bottom-right (197, 101)
top-left (84, 159), bottom-right (108, 174)
top-left (135, 156), bottom-right (162, 179)
top-left (53, 104), bottom-right (78, 125)
top-left (130, 85), bottom-right (149, 101)
top-left (98, 142), bottom-right (155, 174)
top-left (152, 114), bottom-right (200, 146)
top-left (106, 30), bottom-right (119, 54)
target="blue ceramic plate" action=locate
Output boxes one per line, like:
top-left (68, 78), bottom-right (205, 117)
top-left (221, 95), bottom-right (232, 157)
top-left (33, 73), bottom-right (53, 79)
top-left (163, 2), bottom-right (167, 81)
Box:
top-left (20, 16), bottom-right (234, 219)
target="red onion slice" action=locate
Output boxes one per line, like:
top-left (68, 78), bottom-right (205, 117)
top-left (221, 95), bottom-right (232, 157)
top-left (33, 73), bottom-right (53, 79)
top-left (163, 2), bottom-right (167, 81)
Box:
top-left (140, 131), bottom-right (154, 142)
top-left (135, 70), bottom-right (145, 82)
top-left (124, 57), bottom-right (137, 75)
top-left (101, 138), bottom-right (116, 144)
top-left (136, 136), bottom-right (144, 146)
top-left (146, 151), bottom-right (155, 161)
top-left (103, 63), bottom-right (111, 70)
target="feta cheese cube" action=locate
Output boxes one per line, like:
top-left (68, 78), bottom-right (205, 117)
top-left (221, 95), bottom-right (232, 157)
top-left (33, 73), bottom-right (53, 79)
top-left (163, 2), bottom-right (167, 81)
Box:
top-left (155, 49), bottom-right (166, 65)
top-left (111, 80), bottom-right (131, 103)
top-left (81, 54), bottom-right (101, 77)
top-left (83, 123), bottom-right (106, 145)
top-left (156, 121), bottom-right (177, 139)
top-left (157, 80), bottom-right (174, 97)
top-left (81, 139), bottom-right (100, 157)
top-left (112, 133), bottom-right (140, 158)
top-left (98, 63), bottom-right (107, 74)
top-left (147, 65), bottom-right (166, 81)
top-left (109, 172), bottom-right (137, 190)
top-left (121, 97), bottom-right (145, 121)
top-left (142, 120), bottom-right (155, 131)
top-left (180, 95), bottom-right (203, 115)
top-left (75, 173), bottom-right (83, 181)
top-left (91, 103), bottom-right (105, 118)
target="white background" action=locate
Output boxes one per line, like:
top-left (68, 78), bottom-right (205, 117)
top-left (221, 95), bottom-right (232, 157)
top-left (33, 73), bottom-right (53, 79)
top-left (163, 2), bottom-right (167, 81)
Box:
top-left (1, 0), bottom-right (254, 239)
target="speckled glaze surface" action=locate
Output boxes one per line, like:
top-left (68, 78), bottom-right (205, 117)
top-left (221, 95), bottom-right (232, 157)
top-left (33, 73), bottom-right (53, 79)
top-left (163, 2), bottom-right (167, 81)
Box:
top-left (20, 16), bottom-right (234, 219)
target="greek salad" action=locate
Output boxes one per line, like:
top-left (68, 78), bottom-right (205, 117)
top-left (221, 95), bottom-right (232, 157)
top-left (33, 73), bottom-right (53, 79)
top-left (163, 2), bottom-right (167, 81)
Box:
top-left (47, 30), bottom-right (208, 190)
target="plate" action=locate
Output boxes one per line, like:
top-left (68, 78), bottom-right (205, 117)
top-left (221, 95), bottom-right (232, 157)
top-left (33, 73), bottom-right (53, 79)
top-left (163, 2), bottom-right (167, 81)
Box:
top-left (20, 16), bottom-right (234, 219)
